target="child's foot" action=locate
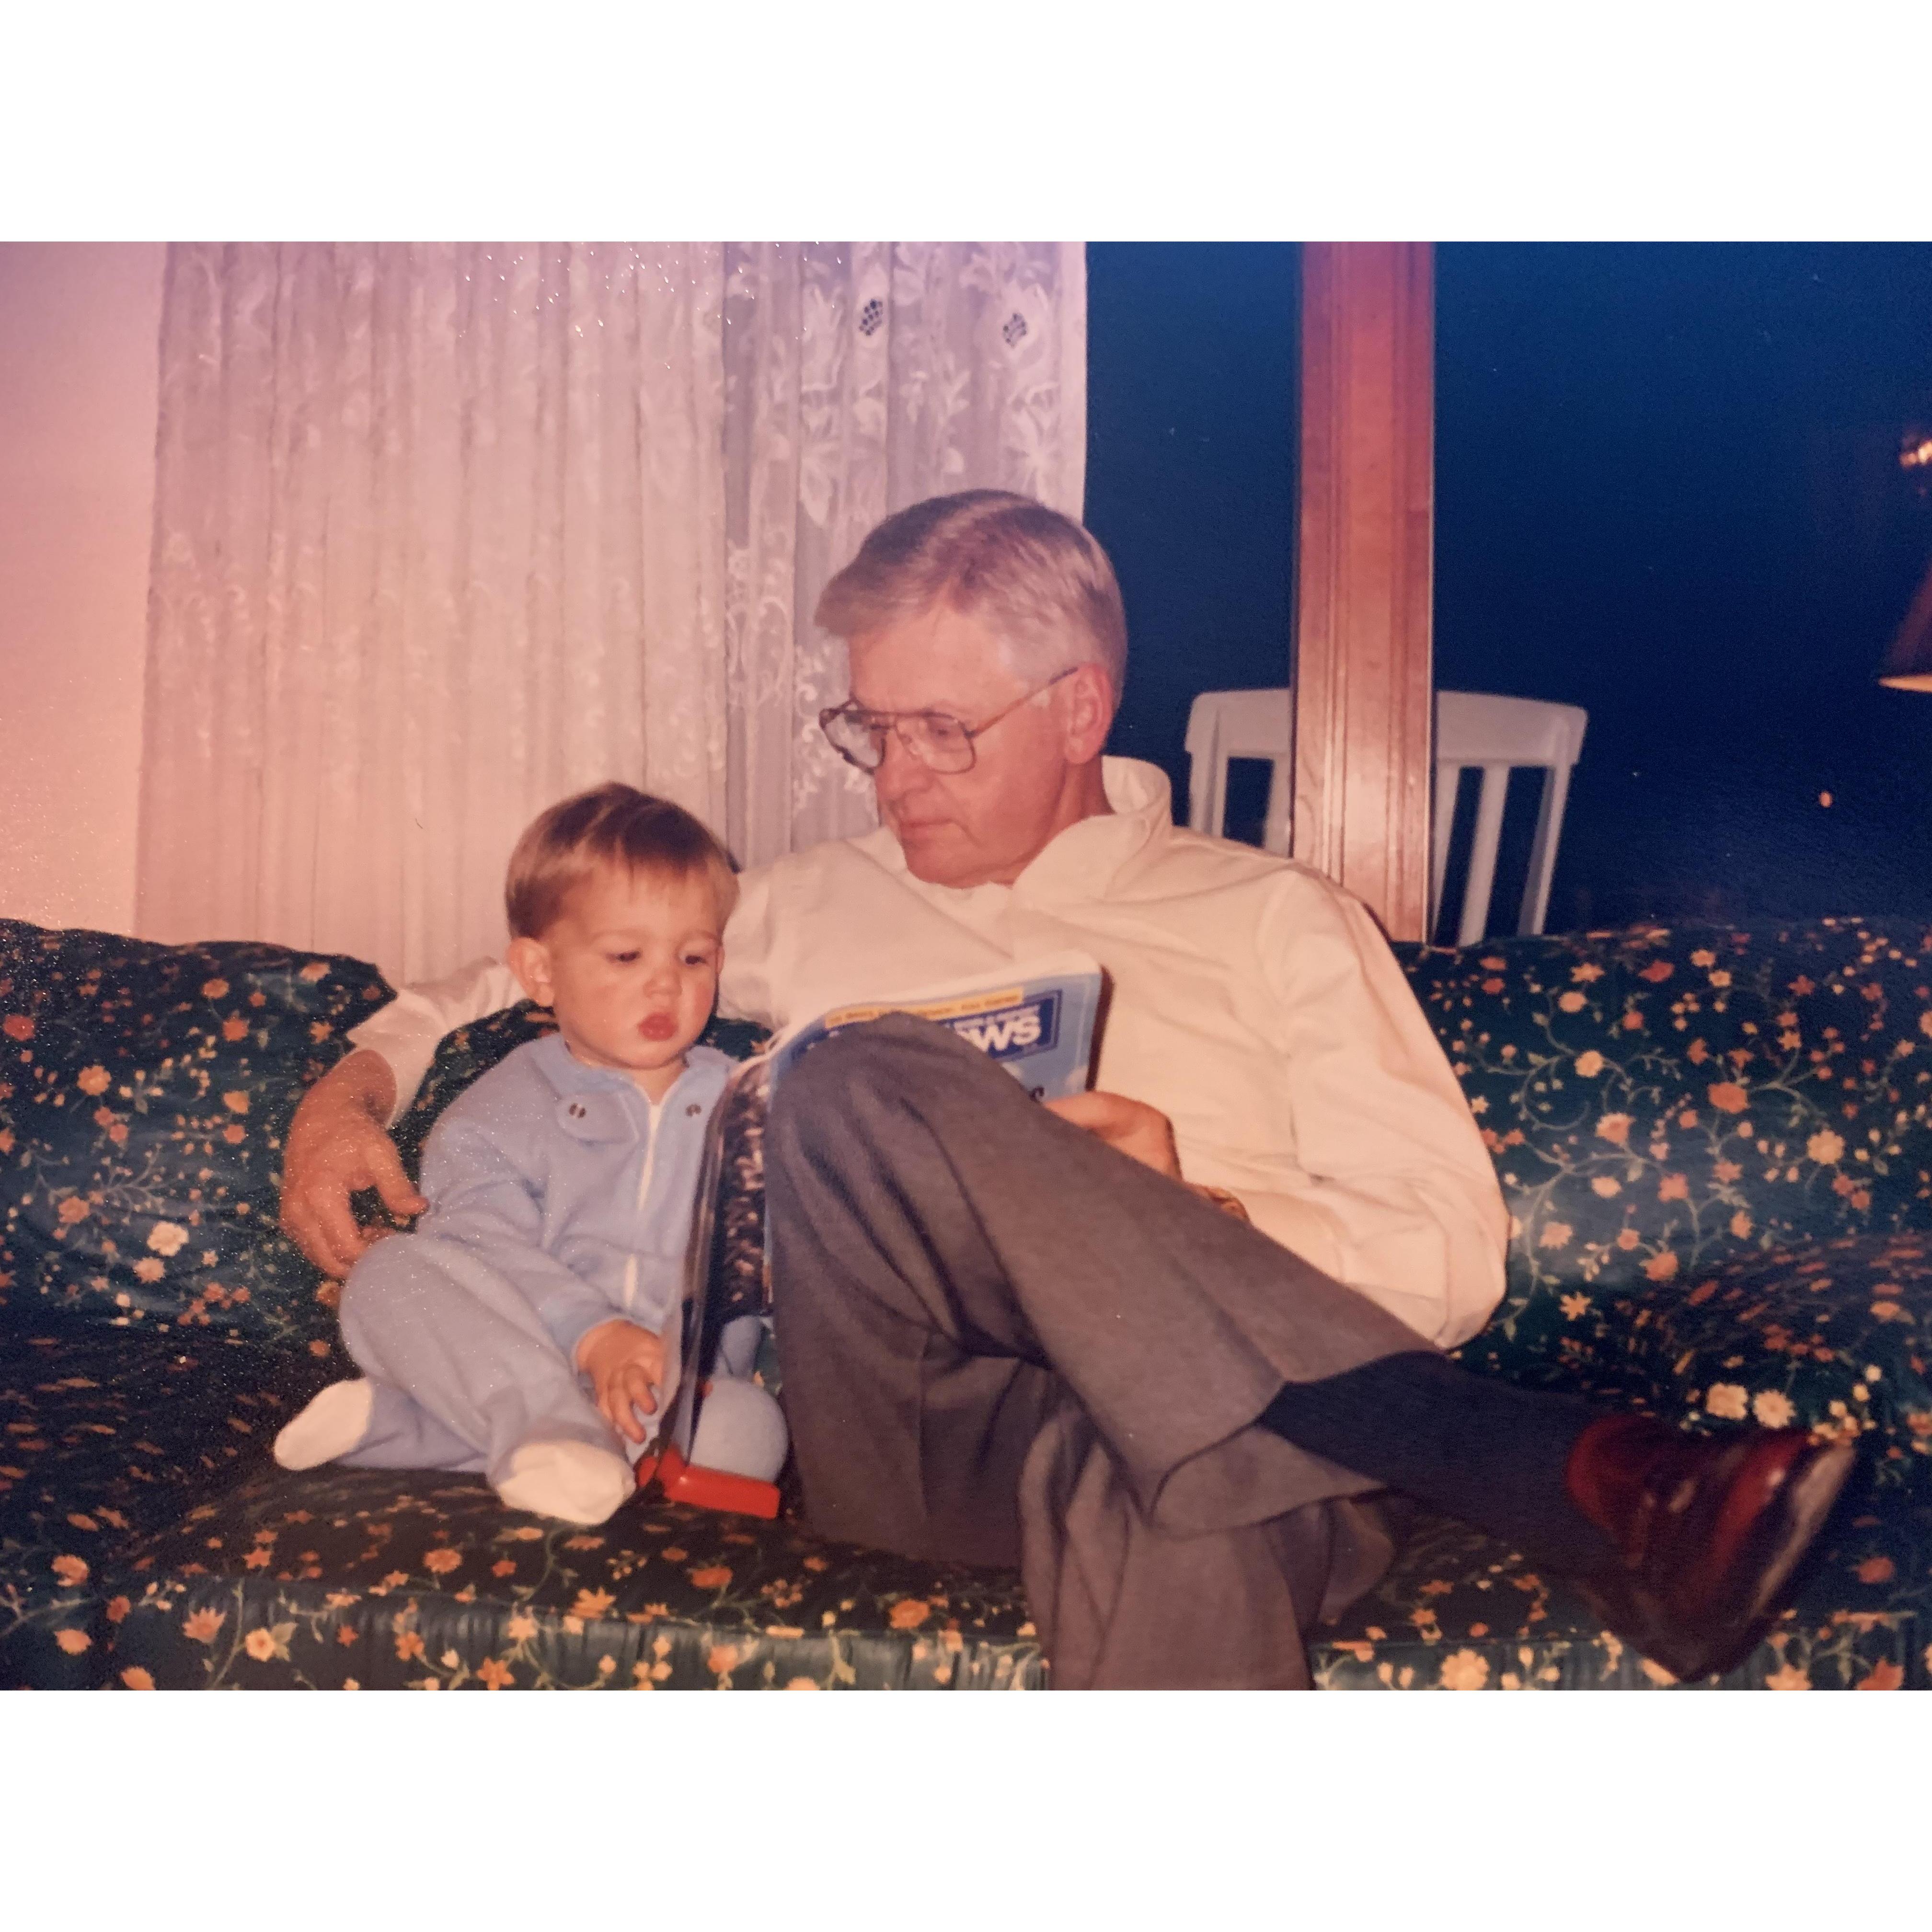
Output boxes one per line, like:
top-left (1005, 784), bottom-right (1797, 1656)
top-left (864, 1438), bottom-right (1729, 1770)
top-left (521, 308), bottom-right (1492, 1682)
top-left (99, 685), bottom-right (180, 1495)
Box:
top-left (274, 1379), bottom-right (376, 1470)
top-left (494, 1439), bottom-right (633, 1527)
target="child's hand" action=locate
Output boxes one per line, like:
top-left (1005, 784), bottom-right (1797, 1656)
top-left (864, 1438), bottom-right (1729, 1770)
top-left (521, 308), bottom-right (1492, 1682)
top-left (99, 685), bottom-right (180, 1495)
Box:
top-left (575, 1319), bottom-right (667, 1444)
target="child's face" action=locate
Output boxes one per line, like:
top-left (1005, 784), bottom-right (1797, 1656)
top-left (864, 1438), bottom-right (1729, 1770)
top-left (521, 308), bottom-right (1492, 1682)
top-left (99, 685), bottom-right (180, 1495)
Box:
top-left (508, 864), bottom-right (724, 1100)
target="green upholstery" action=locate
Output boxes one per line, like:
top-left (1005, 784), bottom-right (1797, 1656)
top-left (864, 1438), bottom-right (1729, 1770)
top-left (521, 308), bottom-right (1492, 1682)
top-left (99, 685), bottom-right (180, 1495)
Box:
top-left (1308, 1495), bottom-right (1930, 1690)
top-left (4, 913), bottom-right (1929, 1689)
top-left (1418, 921), bottom-right (1932, 1381)
top-left (0, 919), bottom-right (393, 1348)
top-left (0, 1324), bottom-right (334, 1686)
top-left (1, 1326), bottom-right (1038, 1691)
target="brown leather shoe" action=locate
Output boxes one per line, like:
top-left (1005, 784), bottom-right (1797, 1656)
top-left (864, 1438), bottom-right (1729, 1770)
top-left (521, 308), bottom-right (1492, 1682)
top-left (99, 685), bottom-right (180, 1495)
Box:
top-left (1564, 1414), bottom-right (1857, 1682)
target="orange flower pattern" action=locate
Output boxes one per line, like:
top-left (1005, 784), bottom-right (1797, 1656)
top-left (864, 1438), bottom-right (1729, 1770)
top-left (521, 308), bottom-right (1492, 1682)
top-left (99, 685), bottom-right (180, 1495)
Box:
top-left (5, 914), bottom-right (1931, 1692)
top-left (1423, 921), bottom-right (1932, 1399)
top-left (0, 920), bottom-right (399, 1346)
top-left (1, 1311), bottom-right (1918, 1694)
top-left (80, 1454), bottom-right (1047, 1690)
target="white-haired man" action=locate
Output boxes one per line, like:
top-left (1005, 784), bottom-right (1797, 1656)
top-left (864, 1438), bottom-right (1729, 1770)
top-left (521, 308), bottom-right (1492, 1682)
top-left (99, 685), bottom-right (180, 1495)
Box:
top-left (281, 490), bottom-right (1853, 1689)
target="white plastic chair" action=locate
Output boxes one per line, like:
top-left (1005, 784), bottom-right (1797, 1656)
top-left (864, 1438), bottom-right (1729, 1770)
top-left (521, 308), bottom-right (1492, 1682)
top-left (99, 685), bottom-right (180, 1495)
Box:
top-left (1183, 687), bottom-right (1588, 945)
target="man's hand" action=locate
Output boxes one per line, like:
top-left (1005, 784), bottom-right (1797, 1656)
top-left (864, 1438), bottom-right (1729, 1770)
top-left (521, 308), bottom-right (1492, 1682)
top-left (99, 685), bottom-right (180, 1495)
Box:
top-left (1044, 1089), bottom-right (1183, 1179)
top-left (278, 1049), bottom-right (426, 1278)
top-left (1044, 1090), bottom-right (1248, 1220)
top-left (576, 1319), bottom-right (667, 1445)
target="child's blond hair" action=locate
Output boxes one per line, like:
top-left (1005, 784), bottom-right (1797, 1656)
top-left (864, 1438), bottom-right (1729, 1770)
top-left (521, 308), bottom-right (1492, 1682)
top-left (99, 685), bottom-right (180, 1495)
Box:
top-left (505, 783), bottom-right (738, 940)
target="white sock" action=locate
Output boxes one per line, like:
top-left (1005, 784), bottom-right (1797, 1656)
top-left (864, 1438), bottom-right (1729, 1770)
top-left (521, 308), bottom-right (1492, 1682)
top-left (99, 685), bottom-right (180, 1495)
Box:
top-left (494, 1439), bottom-right (634, 1527)
top-left (273, 1379), bottom-right (377, 1471)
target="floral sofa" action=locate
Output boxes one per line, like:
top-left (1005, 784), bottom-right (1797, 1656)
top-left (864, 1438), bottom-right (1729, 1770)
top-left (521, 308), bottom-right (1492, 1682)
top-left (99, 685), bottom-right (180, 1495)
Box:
top-left (3, 912), bottom-right (1928, 1691)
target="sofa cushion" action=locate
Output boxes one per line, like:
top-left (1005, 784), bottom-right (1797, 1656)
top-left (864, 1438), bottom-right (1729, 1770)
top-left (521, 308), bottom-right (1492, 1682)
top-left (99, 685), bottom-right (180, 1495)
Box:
top-left (1491, 1231), bottom-right (1932, 1501)
top-left (0, 1322), bottom-right (339, 1687)
top-left (1309, 1494), bottom-right (1931, 1690)
top-left (1405, 918), bottom-right (1932, 1381)
top-left (103, 1462), bottom-right (1042, 1690)
top-left (23, 1305), bottom-right (1915, 1695)
top-left (0, 920), bottom-right (393, 1348)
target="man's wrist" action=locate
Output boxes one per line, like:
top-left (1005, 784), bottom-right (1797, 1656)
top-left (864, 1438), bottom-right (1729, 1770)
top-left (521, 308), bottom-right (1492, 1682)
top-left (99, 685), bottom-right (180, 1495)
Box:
top-left (346, 1049), bottom-right (399, 1124)
top-left (1188, 1182), bottom-right (1251, 1224)
top-left (309, 1048), bottom-right (398, 1127)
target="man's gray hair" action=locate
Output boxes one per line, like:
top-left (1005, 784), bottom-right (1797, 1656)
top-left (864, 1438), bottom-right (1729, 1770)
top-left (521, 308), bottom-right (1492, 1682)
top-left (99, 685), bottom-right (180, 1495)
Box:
top-left (815, 491), bottom-right (1128, 702)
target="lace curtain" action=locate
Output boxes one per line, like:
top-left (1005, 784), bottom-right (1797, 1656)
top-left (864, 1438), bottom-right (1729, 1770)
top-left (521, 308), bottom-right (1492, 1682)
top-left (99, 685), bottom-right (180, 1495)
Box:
top-left (721, 242), bottom-right (1086, 860)
top-left (135, 241), bottom-right (1085, 984)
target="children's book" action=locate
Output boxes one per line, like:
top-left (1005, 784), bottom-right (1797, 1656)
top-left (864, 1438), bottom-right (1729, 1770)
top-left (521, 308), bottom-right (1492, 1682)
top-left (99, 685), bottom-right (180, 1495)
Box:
top-left (637, 951), bottom-right (1106, 1517)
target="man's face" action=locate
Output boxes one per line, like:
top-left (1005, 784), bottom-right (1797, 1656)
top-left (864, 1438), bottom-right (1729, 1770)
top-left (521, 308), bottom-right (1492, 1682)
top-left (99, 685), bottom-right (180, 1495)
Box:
top-left (509, 864), bottom-right (723, 1100)
top-left (846, 604), bottom-right (1090, 889)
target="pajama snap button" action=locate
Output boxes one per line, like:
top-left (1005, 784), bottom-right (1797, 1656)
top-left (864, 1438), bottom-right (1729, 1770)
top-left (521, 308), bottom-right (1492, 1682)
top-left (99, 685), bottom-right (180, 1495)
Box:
top-left (686, 1103), bottom-right (701, 1116)
top-left (568, 1102), bottom-right (586, 1117)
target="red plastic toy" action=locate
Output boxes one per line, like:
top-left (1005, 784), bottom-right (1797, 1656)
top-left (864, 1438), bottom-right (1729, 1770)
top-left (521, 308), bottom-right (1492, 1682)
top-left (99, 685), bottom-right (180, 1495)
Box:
top-left (633, 1375), bottom-right (781, 1519)
top-left (634, 1441), bottom-right (780, 1520)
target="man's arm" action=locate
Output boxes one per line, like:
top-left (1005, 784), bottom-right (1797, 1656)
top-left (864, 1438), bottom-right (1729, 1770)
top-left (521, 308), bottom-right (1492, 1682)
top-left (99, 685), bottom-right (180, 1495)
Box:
top-left (347, 957), bottom-right (531, 1125)
top-left (280, 956), bottom-right (526, 1275)
top-left (1047, 881), bottom-right (1507, 1349)
top-left (1239, 881), bottom-right (1509, 1348)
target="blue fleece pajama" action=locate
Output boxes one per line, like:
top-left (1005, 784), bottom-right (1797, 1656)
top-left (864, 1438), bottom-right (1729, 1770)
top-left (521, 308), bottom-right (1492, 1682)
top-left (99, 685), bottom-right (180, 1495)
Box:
top-left (314, 1034), bottom-right (784, 1493)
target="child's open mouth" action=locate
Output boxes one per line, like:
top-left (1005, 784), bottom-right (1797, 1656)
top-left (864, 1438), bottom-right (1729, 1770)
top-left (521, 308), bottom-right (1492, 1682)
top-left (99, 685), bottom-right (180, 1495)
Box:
top-left (639, 1013), bottom-right (677, 1042)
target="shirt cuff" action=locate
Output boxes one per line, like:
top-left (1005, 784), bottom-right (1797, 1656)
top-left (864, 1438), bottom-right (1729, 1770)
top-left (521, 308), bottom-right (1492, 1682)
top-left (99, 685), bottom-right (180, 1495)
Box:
top-left (347, 959), bottom-right (525, 1123)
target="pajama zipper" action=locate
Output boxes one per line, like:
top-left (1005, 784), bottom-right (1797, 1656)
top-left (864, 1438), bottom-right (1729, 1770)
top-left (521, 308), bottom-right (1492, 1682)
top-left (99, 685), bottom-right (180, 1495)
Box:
top-left (621, 1094), bottom-right (665, 1311)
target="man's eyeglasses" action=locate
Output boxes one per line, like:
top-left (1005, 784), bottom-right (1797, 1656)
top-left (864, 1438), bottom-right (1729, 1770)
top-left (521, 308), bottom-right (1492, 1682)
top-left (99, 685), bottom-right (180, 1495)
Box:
top-left (818, 667), bottom-right (1078, 775)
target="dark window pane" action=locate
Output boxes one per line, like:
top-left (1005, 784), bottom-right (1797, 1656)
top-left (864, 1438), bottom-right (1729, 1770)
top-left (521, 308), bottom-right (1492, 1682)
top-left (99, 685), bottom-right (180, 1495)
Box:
top-left (1087, 243), bottom-right (1299, 812)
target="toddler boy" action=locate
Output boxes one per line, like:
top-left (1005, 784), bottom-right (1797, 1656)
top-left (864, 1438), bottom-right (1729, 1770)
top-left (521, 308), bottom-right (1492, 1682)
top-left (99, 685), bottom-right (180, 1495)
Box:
top-left (273, 783), bottom-right (786, 1526)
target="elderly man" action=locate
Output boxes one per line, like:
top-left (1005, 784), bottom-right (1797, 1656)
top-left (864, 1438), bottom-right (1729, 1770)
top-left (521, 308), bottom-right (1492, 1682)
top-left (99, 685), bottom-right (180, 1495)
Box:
top-left (281, 490), bottom-right (1853, 1689)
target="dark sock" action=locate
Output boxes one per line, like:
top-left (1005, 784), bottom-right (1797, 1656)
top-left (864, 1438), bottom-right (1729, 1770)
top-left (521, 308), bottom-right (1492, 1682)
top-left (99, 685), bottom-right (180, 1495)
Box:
top-left (1259, 1350), bottom-right (1621, 1576)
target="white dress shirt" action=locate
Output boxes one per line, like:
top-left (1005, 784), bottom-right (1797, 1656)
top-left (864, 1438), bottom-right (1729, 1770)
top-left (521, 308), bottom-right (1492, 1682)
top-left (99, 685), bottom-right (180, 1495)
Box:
top-left (349, 759), bottom-right (1507, 1347)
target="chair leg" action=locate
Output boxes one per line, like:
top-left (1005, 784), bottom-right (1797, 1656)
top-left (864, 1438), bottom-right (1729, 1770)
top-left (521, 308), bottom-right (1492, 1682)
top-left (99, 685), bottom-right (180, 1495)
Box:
top-left (1430, 764), bottom-right (1461, 939)
top-left (1519, 763), bottom-right (1573, 936)
top-left (1456, 765), bottom-right (1510, 947)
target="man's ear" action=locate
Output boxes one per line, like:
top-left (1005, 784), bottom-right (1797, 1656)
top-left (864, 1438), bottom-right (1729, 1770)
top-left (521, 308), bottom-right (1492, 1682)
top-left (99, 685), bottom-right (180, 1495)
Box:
top-left (506, 936), bottom-right (555, 1009)
top-left (1060, 662), bottom-right (1116, 764)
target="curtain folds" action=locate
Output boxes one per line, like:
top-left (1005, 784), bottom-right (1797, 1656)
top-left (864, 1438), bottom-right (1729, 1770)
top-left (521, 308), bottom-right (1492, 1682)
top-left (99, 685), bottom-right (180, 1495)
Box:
top-left (721, 242), bottom-right (1086, 860)
top-left (136, 242), bottom-right (1084, 983)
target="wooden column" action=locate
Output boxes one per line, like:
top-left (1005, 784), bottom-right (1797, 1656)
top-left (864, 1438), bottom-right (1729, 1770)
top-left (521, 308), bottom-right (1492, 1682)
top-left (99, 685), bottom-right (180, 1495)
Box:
top-left (1291, 242), bottom-right (1435, 941)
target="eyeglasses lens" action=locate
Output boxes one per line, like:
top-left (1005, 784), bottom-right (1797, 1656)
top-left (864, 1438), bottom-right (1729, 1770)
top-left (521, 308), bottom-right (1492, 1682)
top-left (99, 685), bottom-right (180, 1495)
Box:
top-left (822, 709), bottom-right (974, 773)
top-left (907, 716), bottom-right (972, 772)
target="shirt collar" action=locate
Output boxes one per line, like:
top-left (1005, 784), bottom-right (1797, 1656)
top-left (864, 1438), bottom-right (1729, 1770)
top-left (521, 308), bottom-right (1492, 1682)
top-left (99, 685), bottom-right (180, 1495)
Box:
top-left (855, 756), bottom-right (1173, 906)
top-left (529, 1030), bottom-right (732, 1104)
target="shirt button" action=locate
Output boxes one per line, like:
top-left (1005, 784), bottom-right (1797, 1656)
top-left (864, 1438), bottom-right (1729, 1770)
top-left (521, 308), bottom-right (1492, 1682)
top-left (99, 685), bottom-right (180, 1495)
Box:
top-left (568, 1103), bottom-right (585, 1117)
top-left (686, 1104), bottom-right (701, 1116)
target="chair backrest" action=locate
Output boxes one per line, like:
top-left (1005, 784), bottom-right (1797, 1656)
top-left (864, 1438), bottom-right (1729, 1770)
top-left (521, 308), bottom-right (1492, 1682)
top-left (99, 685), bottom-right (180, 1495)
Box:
top-left (1183, 689), bottom-right (1295, 854)
top-left (1182, 687), bottom-right (1588, 943)
top-left (1431, 691), bottom-right (1588, 945)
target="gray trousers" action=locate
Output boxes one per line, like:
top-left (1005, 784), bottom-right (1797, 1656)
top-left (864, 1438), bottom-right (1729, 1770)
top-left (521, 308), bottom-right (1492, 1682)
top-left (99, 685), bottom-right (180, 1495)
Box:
top-left (765, 1015), bottom-right (1435, 1690)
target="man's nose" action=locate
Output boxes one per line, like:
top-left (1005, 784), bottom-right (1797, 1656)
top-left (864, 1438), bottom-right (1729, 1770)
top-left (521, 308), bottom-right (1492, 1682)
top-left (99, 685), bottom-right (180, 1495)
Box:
top-left (872, 728), bottom-right (930, 804)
